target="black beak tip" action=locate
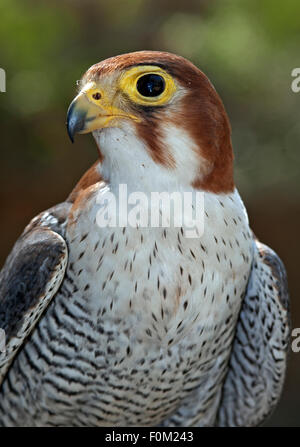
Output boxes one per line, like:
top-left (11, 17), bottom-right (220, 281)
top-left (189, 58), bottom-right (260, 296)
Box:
top-left (66, 121), bottom-right (75, 143)
top-left (66, 100), bottom-right (86, 144)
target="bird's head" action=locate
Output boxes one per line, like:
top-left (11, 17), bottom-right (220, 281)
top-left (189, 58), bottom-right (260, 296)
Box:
top-left (67, 51), bottom-right (234, 193)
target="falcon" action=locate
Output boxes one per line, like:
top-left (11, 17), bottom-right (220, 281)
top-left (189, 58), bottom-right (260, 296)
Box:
top-left (0, 51), bottom-right (290, 427)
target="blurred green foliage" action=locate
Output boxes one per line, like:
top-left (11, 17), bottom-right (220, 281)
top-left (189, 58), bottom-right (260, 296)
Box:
top-left (160, 0), bottom-right (300, 194)
top-left (0, 0), bottom-right (299, 426)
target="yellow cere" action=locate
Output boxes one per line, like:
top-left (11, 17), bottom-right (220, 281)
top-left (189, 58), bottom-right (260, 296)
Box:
top-left (80, 82), bottom-right (106, 105)
top-left (119, 65), bottom-right (177, 106)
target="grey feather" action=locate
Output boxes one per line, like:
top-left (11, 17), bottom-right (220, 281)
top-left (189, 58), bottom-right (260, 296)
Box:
top-left (0, 203), bottom-right (70, 383)
top-left (215, 239), bottom-right (290, 426)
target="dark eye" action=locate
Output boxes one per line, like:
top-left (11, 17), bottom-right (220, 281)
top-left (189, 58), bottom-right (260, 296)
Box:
top-left (136, 74), bottom-right (165, 97)
top-left (92, 92), bottom-right (101, 100)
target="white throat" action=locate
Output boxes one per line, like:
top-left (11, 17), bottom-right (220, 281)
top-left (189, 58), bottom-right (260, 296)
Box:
top-left (93, 124), bottom-right (204, 195)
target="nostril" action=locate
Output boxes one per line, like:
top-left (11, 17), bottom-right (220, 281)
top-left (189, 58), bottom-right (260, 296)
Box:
top-left (92, 92), bottom-right (101, 100)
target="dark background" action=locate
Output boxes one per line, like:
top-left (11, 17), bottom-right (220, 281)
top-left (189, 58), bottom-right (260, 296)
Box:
top-left (0, 0), bottom-right (299, 426)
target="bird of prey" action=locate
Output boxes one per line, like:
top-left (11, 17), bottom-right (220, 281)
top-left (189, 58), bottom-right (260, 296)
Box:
top-left (0, 51), bottom-right (290, 427)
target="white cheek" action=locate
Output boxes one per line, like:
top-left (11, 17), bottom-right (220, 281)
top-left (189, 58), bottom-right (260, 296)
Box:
top-left (92, 121), bottom-right (209, 193)
top-left (93, 126), bottom-right (174, 193)
top-left (162, 124), bottom-right (210, 185)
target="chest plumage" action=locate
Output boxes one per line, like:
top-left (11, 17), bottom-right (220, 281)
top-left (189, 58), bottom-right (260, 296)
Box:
top-left (0, 184), bottom-right (252, 427)
top-left (67, 184), bottom-right (252, 345)
top-left (12, 185), bottom-right (250, 426)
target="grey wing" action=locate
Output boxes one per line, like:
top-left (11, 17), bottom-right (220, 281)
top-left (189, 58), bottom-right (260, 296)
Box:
top-left (0, 202), bottom-right (71, 384)
top-left (215, 239), bottom-right (290, 426)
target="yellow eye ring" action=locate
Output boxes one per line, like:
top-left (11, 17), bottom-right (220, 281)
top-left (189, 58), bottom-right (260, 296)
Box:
top-left (119, 65), bottom-right (176, 106)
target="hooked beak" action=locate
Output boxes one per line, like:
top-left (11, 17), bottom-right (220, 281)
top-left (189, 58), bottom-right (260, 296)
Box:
top-left (66, 94), bottom-right (88, 143)
top-left (66, 87), bottom-right (139, 143)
